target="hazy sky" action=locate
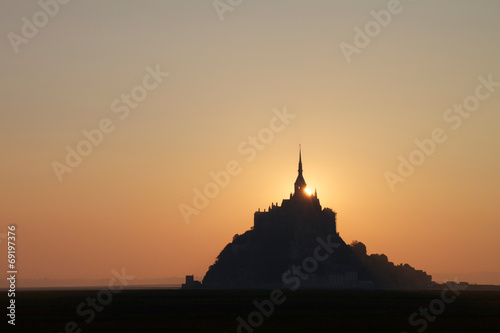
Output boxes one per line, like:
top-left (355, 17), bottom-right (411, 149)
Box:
top-left (1, 0), bottom-right (499, 286)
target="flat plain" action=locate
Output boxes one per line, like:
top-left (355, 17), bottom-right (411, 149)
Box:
top-left (13, 289), bottom-right (500, 332)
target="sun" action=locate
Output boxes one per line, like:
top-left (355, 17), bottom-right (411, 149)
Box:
top-left (304, 187), bottom-right (312, 195)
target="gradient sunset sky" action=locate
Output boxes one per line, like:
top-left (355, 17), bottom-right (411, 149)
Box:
top-left (1, 0), bottom-right (499, 286)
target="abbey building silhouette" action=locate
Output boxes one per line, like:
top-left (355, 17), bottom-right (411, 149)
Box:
top-left (198, 147), bottom-right (432, 289)
top-left (254, 147), bottom-right (337, 239)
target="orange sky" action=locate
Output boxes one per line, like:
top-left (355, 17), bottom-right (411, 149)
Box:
top-left (1, 1), bottom-right (500, 286)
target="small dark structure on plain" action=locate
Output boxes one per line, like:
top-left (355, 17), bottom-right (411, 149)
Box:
top-left (181, 275), bottom-right (202, 289)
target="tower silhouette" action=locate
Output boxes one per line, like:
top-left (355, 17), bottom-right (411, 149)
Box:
top-left (253, 146), bottom-right (336, 237)
top-left (294, 145), bottom-right (307, 195)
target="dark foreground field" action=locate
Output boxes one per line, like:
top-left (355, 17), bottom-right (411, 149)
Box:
top-left (10, 289), bottom-right (500, 332)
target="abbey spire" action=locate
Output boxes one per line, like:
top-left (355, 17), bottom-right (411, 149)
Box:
top-left (298, 145), bottom-right (303, 175)
top-left (294, 145), bottom-right (307, 194)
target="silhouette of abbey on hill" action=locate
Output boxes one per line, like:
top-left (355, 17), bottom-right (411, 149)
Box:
top-left (200, 148), bottom-right (432, 289)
